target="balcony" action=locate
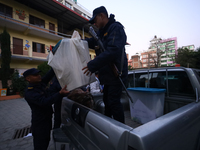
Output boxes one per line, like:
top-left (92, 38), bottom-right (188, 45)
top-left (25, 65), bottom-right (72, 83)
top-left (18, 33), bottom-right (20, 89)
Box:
top-left (0, 13), bottom-right (66, 41)
top-left (0, 43), bottom-right (48, 63)
top-left (56, 0), bottom-right (91, 20)
top-left (14, 0), bottom-right (91, 32)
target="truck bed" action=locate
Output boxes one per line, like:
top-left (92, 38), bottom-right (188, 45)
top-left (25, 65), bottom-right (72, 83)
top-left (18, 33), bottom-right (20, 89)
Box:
top-left (58, 67), bottom-right (200, 150)
top-left (124, 110), bottom-right (142, 128)
top-left (60, 96), bottom-right (200, 150)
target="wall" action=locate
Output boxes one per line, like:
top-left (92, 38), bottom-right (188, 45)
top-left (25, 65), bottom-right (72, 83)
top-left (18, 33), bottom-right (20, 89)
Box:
top-left (0, 0), bottom-right (58, 32)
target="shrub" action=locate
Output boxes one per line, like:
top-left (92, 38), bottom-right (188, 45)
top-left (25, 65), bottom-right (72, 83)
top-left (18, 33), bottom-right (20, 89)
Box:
top-left (37, 62), bottom-right (51, 77)
top-left (0, 28), bottom-right (11, 88)
top-left (10, 70), bottom-right (28, 97)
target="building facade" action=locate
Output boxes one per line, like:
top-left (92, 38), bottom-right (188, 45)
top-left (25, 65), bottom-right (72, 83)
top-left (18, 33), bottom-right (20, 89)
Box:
top-left (141, 50), bottom-right (157, 68)
top-left (148, 36), bottom-right (177, 67)
top-left (159, 37), bottom-right (177, 66)
top-left (131, 55), bottom-right (142, 68)
top-left (182, 45), bottom-right (195, 51)
top-left (57, 0), bottom-right (91, 20)
top-left (0, 0), bottom-right (94, 88)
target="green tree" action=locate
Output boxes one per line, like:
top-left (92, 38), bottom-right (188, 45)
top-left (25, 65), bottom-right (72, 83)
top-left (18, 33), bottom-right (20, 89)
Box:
top-left (175, 48), bottom-right (197, 68)
top-left (37, 62), bottom-right (51, 77)
top-left (0, 28), bottom-right (11, 88)
top-left (193, 47), bottom-right (200, 69)
top-left (128, 65), bottom-right (133, 70)
top-left (10, 70), bottom-right (27, 96)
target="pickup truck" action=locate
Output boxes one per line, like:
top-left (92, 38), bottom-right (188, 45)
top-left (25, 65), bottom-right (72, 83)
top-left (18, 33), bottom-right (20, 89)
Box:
top-left (54, 67), bottom-right (200, 150)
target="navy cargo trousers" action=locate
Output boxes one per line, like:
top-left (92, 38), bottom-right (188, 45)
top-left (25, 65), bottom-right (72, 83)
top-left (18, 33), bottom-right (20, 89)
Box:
top-left (103, 84), bottom-right (124, 123)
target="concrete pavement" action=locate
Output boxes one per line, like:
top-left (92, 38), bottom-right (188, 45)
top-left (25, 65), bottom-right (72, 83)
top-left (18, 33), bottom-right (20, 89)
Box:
top-left (0, 98), bottom-right (55, 150)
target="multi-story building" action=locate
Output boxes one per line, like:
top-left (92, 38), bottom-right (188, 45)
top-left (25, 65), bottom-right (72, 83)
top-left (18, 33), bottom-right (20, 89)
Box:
top-left (148, 36), bottom-right (177, 67)
top-left (129, 55), bottom-right (142, 68)
top-left (140, 36), bottom-right (177, 68)
top-left (182, 45), bottom-right (195, 51)
top-left (0, 0), bottom-right (95, 88)
top-left (57, 0), bottom-right (91, 20)
top-left (159, 37), bottom-right (177, 66)
top-left (141, 50), bottom-right (157, 68)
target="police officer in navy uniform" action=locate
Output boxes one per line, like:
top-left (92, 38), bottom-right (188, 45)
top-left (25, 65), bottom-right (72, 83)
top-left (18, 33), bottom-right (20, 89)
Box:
top-left (23, 68), bottom-right (69, 150)
top-left (83, 6), bottom-right (128, 123)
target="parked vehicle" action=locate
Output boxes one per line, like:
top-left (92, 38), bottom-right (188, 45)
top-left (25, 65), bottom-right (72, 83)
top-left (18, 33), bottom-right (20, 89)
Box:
top-left (56, 67), bottom-right (200, 150)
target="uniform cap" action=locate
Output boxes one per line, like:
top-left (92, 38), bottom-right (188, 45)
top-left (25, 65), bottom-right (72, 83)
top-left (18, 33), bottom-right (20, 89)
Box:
top-left (23, 68), bottom-right (41, 78)
top-left (89, 6), bottom-right (108, 24)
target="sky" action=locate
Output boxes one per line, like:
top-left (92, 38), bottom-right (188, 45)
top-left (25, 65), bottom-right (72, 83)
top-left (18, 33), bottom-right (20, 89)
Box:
top-left (77, 0), bottom-right (200, 59)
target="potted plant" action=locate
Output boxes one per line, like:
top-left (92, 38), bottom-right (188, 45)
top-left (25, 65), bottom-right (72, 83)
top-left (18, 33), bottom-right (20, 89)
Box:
top-left (15, 9), bottom-right (26, 20)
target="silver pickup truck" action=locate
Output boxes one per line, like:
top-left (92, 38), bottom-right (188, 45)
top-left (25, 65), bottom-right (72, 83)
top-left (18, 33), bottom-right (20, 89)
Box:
top-left (54, 67), bottom-right (200, 150)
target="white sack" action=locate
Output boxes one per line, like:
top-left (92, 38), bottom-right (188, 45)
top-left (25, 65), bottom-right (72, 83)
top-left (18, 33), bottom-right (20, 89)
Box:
top-left (48, 30), bottom-right (96, 91)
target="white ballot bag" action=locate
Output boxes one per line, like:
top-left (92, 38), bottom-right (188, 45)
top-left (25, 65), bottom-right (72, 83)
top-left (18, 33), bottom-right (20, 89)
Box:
top-left (48, 31), bottom-right (96, 91)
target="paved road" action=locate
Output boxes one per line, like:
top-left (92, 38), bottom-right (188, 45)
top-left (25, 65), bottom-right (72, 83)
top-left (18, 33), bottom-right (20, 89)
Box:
top-left (0, 98), bottom-right (55, 150)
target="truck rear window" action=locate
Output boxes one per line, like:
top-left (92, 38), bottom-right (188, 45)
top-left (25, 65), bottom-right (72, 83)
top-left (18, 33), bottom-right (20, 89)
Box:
top-left (127, 70), bottom-right (195, 98)
top-left (168, 71), bottom-right (194, 97)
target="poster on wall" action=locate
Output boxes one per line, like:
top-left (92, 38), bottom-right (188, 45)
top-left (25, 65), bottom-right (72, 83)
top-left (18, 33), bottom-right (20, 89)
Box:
top-left (0, 89), bottom-right (7, 97)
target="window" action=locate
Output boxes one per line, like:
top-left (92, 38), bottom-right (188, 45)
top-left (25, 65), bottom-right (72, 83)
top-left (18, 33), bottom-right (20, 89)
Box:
top-left (133, 71), bottom-right (166, 88)
top-left (143, 55), bottom-right (147, 58)
top-left (49, 22), bottom-right (55, 34)
top-left (149, 71), bottom-right (166, 89)
top-left (168, 54), bottom-right (175, 57)
top-left (160, 47), bottom-right (165, 50)
top-left (135, 72), bottom-right (149, 87)
top-left (172, 50), bottom-right (175, 53)
top-left (168, 50), bottom-right (174, 53)
top-left (167, 45), bottom-right (175, 49)
top-left (65, 1), bottom-right (72, 9)
top-left (58, 20), bottom-right (68, 35)
top-left (189, 46), bottom-right (194, 49)
top-left (13, 37), bottom-right (23, 55)
top-left (168, 71), bottom-right (195, 97)
top-left (0, 3), bottom-right (12, 18)
top-left (143, 64), bottom-right (147, 67)
top-left (29, 15), bottom-right (45, 28)
top-left (33, 42), bottom-right (45, 53)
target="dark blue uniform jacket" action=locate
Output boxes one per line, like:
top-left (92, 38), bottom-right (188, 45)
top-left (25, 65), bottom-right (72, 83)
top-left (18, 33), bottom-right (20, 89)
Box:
top-left (24, 69), bottom-right (63, 131)
top-left (86, 14), bottom-right (128, 85)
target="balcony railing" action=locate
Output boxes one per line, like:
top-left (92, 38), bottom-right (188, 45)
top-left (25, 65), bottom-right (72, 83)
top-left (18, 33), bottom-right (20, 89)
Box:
top-left (56, 0), bottom-right (91, 20)
top-left (0, 44), bottom-right (48, 60)
top-left (0, 10), bottom-right (71, 39)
